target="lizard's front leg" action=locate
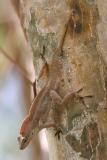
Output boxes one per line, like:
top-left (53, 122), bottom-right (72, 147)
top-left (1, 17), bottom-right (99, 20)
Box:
top-left (50, 89), bottom-right (78, 124)
top-left (50, 89), bottom-right (93, 136)
top-left (50, 88), bottom-right (92, 110)
top-left (50, 89), bottom-right (77, 111)
top-left (49, 89), bottom-right (76, 137)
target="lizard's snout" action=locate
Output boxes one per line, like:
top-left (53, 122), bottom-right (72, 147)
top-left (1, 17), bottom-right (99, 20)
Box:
top-left (17, 135), bottom-right (27, 150)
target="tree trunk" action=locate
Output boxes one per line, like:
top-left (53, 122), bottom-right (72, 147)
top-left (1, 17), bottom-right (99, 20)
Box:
top-left (23, 0), bottom-right (107, 159)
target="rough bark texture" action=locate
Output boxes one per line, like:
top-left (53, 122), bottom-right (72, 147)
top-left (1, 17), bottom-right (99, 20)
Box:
top-left (21, 0), bottom-right (107, 159)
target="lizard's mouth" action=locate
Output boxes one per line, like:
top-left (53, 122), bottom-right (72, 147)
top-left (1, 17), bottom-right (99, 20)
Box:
top-left (17, 128), bottom-right (40, 149)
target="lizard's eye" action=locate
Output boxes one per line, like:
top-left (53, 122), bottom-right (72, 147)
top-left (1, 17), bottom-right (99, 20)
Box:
top-left (22, 137), bottom-right (27, 144)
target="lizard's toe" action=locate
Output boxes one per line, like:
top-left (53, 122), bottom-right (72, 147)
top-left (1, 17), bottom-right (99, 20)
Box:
top-left (55, 128), bottom-right (63, 140)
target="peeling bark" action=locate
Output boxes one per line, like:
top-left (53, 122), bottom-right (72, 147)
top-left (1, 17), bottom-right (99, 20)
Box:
top-left (21, 0), bottom-right (107, 159)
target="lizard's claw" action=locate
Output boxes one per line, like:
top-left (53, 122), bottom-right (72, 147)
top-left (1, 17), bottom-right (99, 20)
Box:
top-left (75, 88), bottom-right (93, 107)
top-left (55, 128), bottom-right (63, 140)
top-left (77, 95), bottom-right (93, 107)
top-left (76, 88), bottom-right (83, 94)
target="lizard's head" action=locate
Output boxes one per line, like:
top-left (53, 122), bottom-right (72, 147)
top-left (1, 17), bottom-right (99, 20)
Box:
top-left (17, 116), bottom-right (35, 150)
top-left (17, 130), bottom-right (35, 150)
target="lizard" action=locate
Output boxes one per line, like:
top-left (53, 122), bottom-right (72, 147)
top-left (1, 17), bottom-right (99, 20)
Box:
top-left (17, 15), bottom-right (92, 149)
top-left (17, 22), bottom-right (67, 149)
top-left (17, 18), bottom-right (70, 149)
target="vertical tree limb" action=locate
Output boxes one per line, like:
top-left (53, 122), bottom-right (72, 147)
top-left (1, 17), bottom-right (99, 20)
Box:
top-left (23, 0), bottom-right (107, 159)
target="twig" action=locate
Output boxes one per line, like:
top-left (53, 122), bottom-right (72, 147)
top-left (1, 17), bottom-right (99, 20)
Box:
top-left (0, 47), bottom-right (34, 86)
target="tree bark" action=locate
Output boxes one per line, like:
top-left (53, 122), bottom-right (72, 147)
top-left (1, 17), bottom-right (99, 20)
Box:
top-left (23, 0), bottom-right (107, 159)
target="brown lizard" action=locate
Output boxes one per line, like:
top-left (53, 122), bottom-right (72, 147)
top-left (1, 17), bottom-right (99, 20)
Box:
top-left (17, 19), bottom-right (70, 149)
top-left (17, 16), bottom-right (92, 149)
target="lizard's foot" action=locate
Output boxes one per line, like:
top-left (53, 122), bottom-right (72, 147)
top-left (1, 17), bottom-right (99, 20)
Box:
top-left (55, 127), bottom-right (63, 140)
top-left (76, 94), bottom-right (93, 107)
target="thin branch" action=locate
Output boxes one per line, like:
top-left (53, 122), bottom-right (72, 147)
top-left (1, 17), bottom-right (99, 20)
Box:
top-left (0, 47), bottom-right (34, 86)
